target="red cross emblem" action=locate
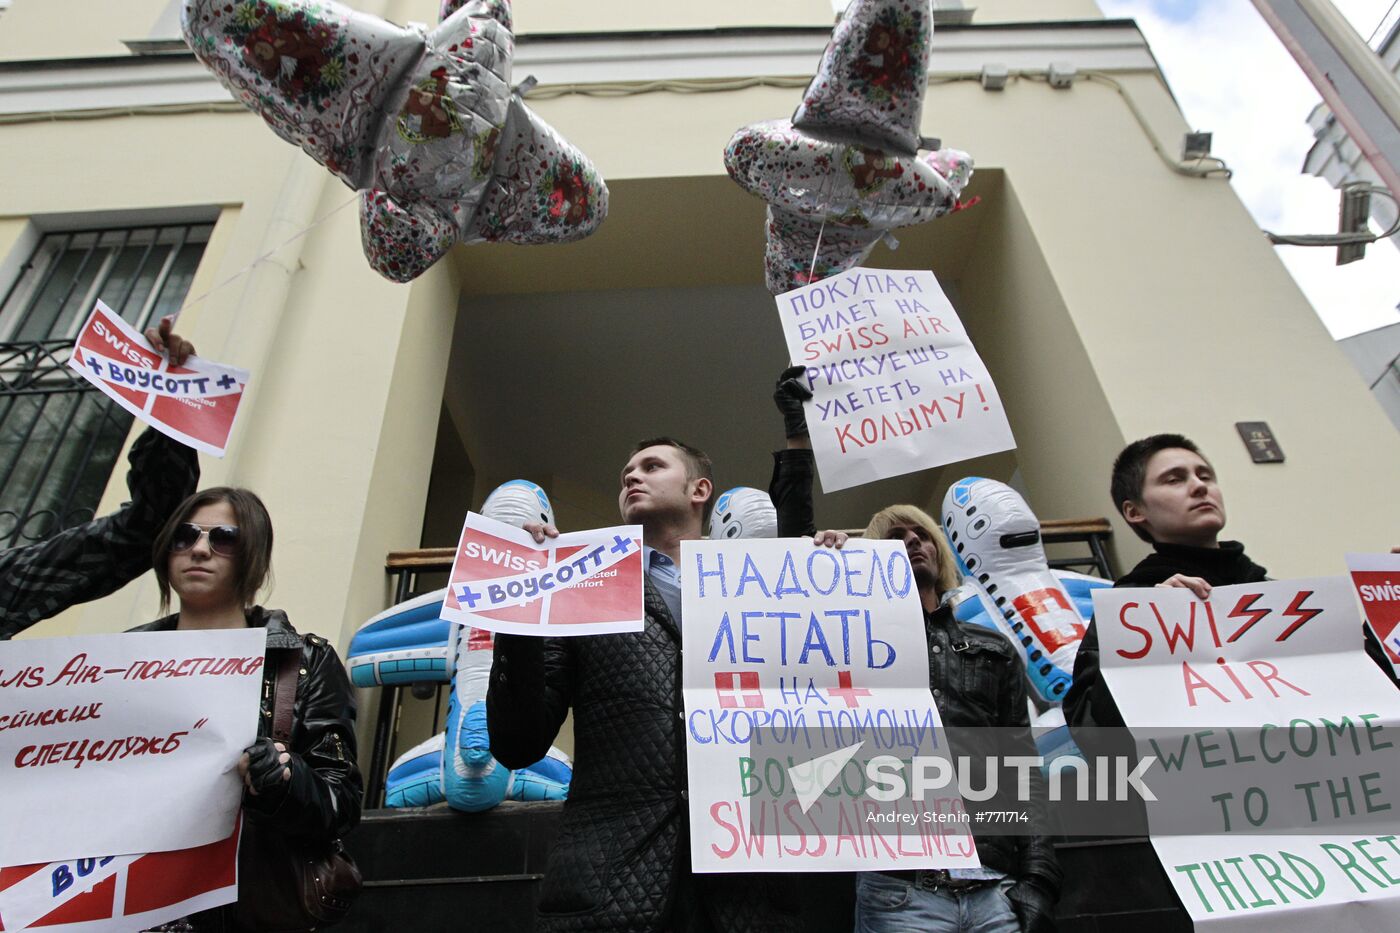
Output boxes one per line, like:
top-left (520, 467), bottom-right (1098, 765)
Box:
top-left (826, 670), bottom-right (872, 708)
top-left (714, 671), bottom-right (764, 709)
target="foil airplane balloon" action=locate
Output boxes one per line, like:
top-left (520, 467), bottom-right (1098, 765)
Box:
top-left (182, 0), bottom-right (608, 282)
top-left (724, 0), bottom-right (973, 294)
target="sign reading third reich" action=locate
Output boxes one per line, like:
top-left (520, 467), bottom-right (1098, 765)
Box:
top-left (774, 268), bottom-right (1015, 492)
top-left (1095, 578), bottom-right (1400, 929)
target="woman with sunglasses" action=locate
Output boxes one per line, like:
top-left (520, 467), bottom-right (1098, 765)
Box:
top-left (131, 487), bottom-right (362, 931)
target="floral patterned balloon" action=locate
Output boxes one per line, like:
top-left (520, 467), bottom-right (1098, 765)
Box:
top-left (723, 0), bottom-right (973, 294)
top-left (183, 0), bottom-right (608, 283)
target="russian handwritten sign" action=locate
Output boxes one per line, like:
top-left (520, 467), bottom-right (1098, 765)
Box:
top-left (774, 267), bottom-right (1014, 492)
top-left (681, 538), bottom-right (978, 873)
top-left (0, 628), bottom-right (263, 866)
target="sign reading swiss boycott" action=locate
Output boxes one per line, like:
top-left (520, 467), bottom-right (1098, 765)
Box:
top-left (0, 826), bottom-right (239, 931)
top-left (1347, 552), bottom-right (1400, 678)
top-left (0, 629), bottom-right (264, 867)
top-left (1095, 578), bottom-right (1400, 928)
top-left (441, 512), bottom-right (644, 636)
top-left (67, 301), bottom-right (250, 457)
top-left (681, 538), bottom-right (979, 873)
top-left (774, 268), bottom-right (1014, 492)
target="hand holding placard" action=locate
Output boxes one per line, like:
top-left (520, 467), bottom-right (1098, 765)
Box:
top-left (67, 301), bottom-right (250, 458)
top-left (440, 512), bottom-right (644, 636)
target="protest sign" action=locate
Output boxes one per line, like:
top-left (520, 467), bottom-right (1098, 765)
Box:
top-left (440, 512), bottom-right (644, 636)
top-left (0, 628), bottom-right (264, 866)
top-left (1347, 552), bottom-right (1400, 677)
top-left (1095, 578), bottom-right (1400, 928)
top-left (68, 301), bottom-right (250, 457)
top-left (774, 268), bottom-right (1014, 492)
top-left (681, 538), bottom-right (979, 873)
top-left (0, 823), bottom-right (238, 931)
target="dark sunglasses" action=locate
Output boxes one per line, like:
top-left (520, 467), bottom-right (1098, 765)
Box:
top-left (171, 522), bottom-right (240, 556)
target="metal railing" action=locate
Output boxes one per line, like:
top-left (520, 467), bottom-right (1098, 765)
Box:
top-left (363, 520), bottom-right (1116, 807)
top-left (0, 339), bottom-right (132, 548)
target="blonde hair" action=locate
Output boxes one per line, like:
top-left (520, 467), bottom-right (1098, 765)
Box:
top-left (864, 504), bottom-right (961, 597)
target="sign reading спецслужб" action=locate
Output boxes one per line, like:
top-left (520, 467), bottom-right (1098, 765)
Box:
top-left (0, 628), bottom-right (263, 867)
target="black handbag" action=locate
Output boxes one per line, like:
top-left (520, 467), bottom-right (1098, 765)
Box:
top-left (234, 649), bottom-right (361, 931)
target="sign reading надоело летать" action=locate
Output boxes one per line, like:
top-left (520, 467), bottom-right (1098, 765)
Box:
top-left (681, 538), bottom-right (979, 873)
top-left (774, 268), bottom-right (1014, 492)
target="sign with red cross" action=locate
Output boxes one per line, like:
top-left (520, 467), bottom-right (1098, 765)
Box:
top-left (714, 671), bottom-right (764, 709)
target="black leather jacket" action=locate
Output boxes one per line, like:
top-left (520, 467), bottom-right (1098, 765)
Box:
top-left (919, 604), bottom-right (1062, 895)
top-left (130, 607), bottom-right (362, 841)
top-left (488, 583), bottom-right (799, 933)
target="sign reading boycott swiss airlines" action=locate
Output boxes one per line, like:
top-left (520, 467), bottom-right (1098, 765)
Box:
top-left (775, 268), bottom-right (1014, 492)
top-left (68, 301), bottom-right (250, 457)
top-left (1347, 552), bottom-right (1400, 678)
top-left (681, 538), bottom-right (978, 873)
top-left (441, 512), bottom-right (644, 636)
top-left (1095, 578), bottom-right (1400, 929)
top-left (0, 825), bottom-right (239, 931)
top-left (0, 628), bottom-right (264, 867)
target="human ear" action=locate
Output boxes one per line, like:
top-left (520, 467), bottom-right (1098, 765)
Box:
top-left (1121, 500), bottom-right (1147, 531)
top-left (691, 476), bottom-right (713, 507)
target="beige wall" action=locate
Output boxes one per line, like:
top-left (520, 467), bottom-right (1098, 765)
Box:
top-left (0, 0), bottom-right (1106, 63)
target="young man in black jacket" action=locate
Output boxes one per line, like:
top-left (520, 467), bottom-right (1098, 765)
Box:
top-left (487, 438), bottom-right (799, 933)
top-left (1064, 433), bottom-right (1397, 735)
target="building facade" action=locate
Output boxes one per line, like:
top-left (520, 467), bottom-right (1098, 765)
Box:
top-left (3, 0), bottom-right (1399, 764)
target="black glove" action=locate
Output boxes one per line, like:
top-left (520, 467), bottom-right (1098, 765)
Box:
top-left (773, 365), bottom-right (813, 439)
top-left (1006, 879), bottom-right (1057, 933)
top-left (242, 736), bottom-right (291, 803)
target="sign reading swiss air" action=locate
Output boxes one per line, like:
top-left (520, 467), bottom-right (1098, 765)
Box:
top-left (440, 512), bottom-right (644, 636)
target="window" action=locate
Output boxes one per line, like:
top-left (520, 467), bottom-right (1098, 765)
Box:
top-left (0, 223), bottom-right (210, 547)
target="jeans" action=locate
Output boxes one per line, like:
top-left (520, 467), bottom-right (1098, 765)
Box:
top-left (854, 872), bottom-right (1021, 933)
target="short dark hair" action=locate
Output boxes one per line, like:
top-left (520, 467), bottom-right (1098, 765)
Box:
top-left (631, 436), bottom-right (717, 525)
top-left (1110, 434), bottom-right (1207, 543)
top-left (153, 487), bottom-right (274, 613)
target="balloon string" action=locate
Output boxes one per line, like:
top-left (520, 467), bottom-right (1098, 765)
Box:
top-left (808, 218), bottom-right (827, 284)
top-left (170, 194), bottom-right (360, 322)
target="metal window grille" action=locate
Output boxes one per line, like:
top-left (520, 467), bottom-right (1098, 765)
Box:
top-left (0, 224), bottom-right (211, 548)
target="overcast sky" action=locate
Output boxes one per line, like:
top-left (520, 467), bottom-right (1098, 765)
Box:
top-left (1098, 0), bottom-right (1400, 340)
